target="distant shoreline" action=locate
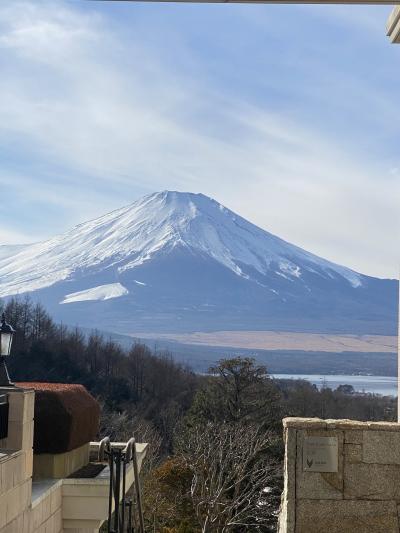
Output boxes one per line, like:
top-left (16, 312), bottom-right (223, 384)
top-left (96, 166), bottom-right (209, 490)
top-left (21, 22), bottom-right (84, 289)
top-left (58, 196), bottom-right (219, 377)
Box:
top-left (273, 374), bottom-right (397, 397)
top-left (122, 331), bottom-right (398, 378)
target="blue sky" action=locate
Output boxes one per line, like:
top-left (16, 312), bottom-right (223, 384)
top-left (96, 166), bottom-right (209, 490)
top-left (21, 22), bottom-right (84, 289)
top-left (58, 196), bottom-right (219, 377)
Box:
top-left (0, 0), bottom-right (398, 278)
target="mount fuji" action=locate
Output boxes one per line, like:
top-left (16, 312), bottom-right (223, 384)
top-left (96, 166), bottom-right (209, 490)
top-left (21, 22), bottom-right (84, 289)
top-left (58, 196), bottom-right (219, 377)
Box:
top-left (0, 191), bottom-right (396, 335)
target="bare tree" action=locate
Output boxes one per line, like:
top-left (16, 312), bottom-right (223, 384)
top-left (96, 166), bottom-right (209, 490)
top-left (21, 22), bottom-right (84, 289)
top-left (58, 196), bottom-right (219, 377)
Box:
top-left (177, 422), bottom-right (281, 532)
top-left (190, 358), bottom-right (281, 430)
top-left (99, 406), bottom-right (162, 471)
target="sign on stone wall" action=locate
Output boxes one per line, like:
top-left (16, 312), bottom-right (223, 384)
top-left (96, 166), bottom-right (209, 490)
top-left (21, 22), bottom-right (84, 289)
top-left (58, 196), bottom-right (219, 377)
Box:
top-left (303, 436), bottom-right (338, 473)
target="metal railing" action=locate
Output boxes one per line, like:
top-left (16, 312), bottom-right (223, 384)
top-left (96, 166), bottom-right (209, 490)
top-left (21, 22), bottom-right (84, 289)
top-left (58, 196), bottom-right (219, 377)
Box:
top-left (98, 436), bottom-right (145, 533)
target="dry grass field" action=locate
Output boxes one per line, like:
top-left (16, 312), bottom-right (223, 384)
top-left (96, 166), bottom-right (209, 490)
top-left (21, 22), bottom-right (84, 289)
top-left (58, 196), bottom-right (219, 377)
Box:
top-left (135, 330), bottom-right (397, 353)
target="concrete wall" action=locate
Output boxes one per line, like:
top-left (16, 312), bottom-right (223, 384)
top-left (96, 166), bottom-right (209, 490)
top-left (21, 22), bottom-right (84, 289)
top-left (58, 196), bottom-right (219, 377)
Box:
top-left (0, 388), bottom-right (64, 533)
top-left (31, 481), bottom-right (63, 533)
top-left (0, 388), bottom-right (35, 533)
top-left (33, 444), bottom-right (90, 480)
top-left (278, 417), bottom-right (400, 533)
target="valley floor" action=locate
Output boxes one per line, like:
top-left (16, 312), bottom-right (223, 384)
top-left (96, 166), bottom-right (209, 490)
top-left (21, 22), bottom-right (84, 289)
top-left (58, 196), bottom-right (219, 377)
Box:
top-left (132, 330), bottom-right (397, 353)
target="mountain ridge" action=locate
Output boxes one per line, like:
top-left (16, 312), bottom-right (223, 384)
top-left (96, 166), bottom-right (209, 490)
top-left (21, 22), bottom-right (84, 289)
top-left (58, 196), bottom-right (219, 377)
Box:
top-left (0, 191), bottom-right (396, 335)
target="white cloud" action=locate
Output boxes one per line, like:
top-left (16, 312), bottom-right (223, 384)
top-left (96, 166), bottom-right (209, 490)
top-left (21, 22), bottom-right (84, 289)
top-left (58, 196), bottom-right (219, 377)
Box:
top-left (0, 1), bottom-right (398, 279)
top-left (0, 227), bottom-right (34, 246)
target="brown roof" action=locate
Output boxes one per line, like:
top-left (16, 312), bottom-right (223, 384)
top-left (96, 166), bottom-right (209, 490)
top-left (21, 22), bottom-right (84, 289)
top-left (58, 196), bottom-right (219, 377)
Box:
top-left (17, 382), bottom-right (84, 391)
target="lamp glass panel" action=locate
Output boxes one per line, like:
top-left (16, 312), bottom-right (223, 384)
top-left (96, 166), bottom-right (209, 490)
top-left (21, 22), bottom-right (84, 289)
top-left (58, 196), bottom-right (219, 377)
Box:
top-left (0, 332), bottom-right (12, 356)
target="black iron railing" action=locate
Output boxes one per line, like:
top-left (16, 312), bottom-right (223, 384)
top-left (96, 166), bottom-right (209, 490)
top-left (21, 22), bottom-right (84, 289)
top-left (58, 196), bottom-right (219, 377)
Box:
top-left (98, 437), bottom-right (145, 533)
top-left (0, 394), bottom-right (9, 440)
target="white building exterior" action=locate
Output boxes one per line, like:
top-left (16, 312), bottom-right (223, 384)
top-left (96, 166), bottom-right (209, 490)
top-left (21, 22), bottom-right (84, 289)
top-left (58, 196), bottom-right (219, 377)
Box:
top-left (0, 387), bottom-right (147, 533)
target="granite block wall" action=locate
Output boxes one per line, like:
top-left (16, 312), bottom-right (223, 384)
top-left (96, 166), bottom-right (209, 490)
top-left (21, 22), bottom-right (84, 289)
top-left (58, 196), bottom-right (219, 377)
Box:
top-left (278, 417), bottom-right (400, 533)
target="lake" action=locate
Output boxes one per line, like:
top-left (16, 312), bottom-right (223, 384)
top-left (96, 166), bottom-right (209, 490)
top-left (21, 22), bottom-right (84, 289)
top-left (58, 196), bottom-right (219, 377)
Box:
top-left (273, 374), bottom-right (397, 396)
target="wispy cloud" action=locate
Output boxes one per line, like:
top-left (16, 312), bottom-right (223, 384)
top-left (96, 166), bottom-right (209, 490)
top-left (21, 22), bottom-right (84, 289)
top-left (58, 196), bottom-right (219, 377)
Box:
top-left (0, 1), bottom-right (398, 278)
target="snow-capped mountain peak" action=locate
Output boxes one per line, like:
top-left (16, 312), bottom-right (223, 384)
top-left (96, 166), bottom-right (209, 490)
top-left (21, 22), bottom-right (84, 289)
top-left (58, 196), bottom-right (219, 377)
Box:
top-left (0, 190), bottom-right (363, 298)
top-left (0, 191), bottom-right (396, 336)
top-left (0, 190), bottom-right (362, 298)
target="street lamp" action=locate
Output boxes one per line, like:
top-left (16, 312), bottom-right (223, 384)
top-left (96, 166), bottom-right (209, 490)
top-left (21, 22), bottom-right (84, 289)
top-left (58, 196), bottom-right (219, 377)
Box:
top-left (0, 314), bottom-right (15, 387)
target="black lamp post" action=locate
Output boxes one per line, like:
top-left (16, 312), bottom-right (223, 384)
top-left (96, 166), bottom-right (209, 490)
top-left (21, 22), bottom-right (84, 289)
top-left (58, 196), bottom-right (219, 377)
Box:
top-left (0, 314), bottom-right (15, 387)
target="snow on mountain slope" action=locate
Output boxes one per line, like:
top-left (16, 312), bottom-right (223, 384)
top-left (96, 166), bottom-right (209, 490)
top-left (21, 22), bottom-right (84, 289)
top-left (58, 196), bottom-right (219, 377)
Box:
top-left (0, 191), bottom-right (362, 298)
top-left (0, 244), bottom-right (30, 261)
top-left (60, 283), bottom-right (129, 304)
top-left (0, 191), bottom-right (396, 335)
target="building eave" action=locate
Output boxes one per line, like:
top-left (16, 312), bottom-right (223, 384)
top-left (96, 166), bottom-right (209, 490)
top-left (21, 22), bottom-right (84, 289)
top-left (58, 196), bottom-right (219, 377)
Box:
top-left (387, 7), bottom-right (400, 43)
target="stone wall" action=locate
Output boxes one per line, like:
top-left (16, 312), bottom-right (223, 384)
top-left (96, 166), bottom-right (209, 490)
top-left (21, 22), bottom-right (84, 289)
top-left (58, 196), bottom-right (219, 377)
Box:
top-left (0, 388), bottom-right (64, 533)
top-left (278, 417), bottom-right (400, 533)
top-left (0, 388), bottom-right (35, 533)
top-left (33, 443), bottom-right (90, 480)
top-left (31, 481), bottom-right (62, 533)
